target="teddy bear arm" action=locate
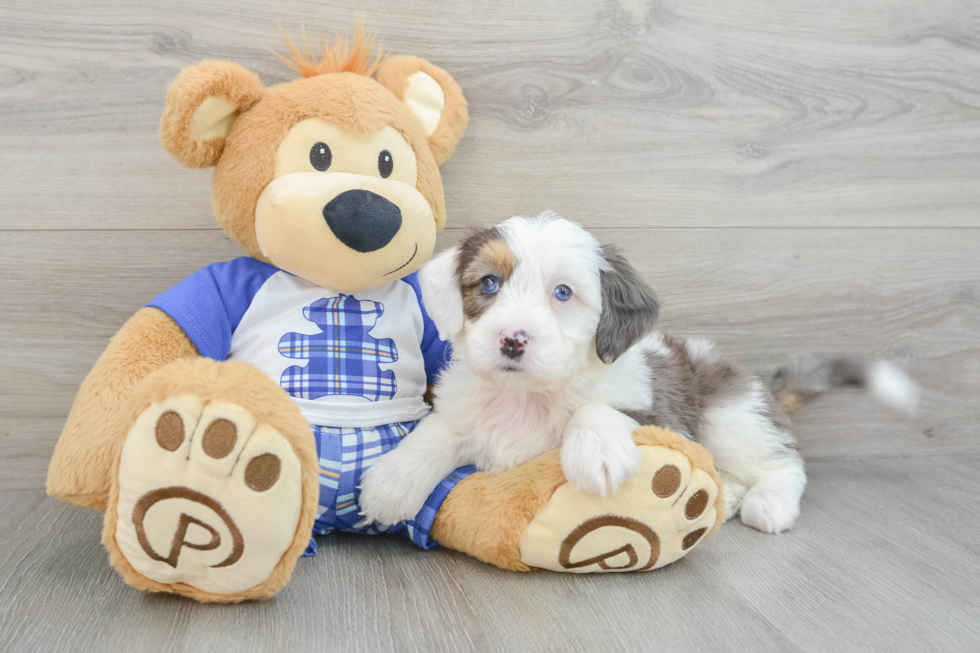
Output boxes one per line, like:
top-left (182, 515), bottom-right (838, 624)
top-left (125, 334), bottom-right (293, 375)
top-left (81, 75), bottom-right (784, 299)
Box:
top-left (430, 427), bottom-right (726, 573)
top-left (47, 307), bottom-right (199, 508)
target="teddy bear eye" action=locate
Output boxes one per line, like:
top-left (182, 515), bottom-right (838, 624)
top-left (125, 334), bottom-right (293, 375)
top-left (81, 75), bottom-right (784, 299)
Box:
top-left (378, 150), bottom-right (393, 178)
top-left (310, 142), bottom-right (332, 171)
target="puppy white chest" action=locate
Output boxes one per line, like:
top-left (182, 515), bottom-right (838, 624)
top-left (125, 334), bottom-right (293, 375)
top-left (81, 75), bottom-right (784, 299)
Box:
top-left (462, 390), bottom-right (567, 473)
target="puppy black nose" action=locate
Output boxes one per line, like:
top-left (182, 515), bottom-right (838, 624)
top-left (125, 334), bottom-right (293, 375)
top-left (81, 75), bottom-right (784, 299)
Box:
top-left (500, 330), bottom-right (528, 360)
top-left (323, 190), bottom-right (402, 253)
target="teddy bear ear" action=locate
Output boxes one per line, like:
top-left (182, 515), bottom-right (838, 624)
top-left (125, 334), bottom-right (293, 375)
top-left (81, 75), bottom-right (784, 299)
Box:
top-left (160, 61), bottom-right (265, 168)
top-left (375, 56), bottom-right (469, 166)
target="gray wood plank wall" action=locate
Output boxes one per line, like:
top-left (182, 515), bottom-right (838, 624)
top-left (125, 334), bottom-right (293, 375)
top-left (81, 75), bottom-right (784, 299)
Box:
top-left (1, 0), bottom-right (978, 490)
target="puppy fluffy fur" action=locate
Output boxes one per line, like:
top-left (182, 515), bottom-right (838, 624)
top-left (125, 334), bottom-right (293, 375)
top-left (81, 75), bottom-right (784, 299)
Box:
top-left (359, 211), bottom-right (917, 534)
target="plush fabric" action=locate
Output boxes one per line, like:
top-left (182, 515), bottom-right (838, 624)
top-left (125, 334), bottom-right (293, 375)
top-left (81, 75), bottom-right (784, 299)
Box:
top-left (518, 433), bottom-right (722, 573)
top-left (160, 61), bottom-right (264, 169)
top-left (47, 28), bottom-right (723, 603)
top-left (430, 426), bottom-right (725, 572)
top-left (272, 23), bottom-right (384, 79)
top-left (146, 261), bottom-right (448, 427)
top-left (47, 308), bottom-right (199, 508)
top-left (375, 56), bottom-right (469, 167)
top-left (47, 32), bottom-right (475, 601)
top-left (146, 256), bottom-right (279, 360)
top-left (208, 67), bottom-right (462, 259)
top-left (102, 357), bottom-right (318, 603)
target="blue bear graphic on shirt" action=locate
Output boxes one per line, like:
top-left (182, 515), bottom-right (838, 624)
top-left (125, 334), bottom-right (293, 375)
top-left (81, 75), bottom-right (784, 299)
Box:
top-left (278, 295), bottom-right (398, 401)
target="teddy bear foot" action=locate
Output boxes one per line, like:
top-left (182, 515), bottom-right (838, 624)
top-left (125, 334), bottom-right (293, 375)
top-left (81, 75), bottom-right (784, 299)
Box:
top-left (102, 358), bottom-right (318, 602)
top-left (431, 426), bottom-right (726, 573)
top-left (521, 431), bottom-right (724, 572)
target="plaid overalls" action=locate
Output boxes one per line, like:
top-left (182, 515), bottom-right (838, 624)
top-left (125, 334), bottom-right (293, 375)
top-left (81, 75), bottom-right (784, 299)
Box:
top-left (276, 295), bottom-right (473, 548)
top-left (147, 259), bottom-right (475, 553)
top-left (309, 421), bottom-right (476, 548)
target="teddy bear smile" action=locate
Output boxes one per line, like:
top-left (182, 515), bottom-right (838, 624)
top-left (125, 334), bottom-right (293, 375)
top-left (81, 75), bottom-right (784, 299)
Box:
top-left (383, 242), bottom-right (418, 276)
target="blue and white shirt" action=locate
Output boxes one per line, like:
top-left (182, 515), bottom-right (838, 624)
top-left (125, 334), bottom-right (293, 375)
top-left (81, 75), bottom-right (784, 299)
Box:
top-left (148, 257), bottom-right (450, 429)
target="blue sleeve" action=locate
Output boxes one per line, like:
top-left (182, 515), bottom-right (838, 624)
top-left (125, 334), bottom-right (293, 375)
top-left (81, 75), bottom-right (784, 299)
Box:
top-left (147, 257), bottom-right (279, 361)
top-left (402, 272), bottom-right (453, 385)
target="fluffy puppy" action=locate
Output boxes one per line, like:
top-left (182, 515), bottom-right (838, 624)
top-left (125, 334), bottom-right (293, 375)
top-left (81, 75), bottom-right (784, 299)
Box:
top-left (358, 211), bottom-right (918, 533)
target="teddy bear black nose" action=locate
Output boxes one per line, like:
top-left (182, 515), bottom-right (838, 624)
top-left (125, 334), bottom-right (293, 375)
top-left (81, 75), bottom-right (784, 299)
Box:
top-left (322, 190), bottom-right (402, 253)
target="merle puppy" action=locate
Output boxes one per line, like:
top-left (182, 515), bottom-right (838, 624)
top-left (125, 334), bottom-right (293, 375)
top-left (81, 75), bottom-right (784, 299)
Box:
top-left (359, 211), bottom-right (917, 533)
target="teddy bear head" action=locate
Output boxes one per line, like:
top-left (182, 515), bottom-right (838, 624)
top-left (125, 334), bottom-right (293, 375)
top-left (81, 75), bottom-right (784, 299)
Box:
top-left (160, 31), bottom-right (468, 293)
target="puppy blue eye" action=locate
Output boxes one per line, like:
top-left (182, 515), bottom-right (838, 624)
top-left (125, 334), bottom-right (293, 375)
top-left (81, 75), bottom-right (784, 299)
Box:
top-left (481, 276), bottom-right (500, 294)
top-left (554, 284), bottom-right (572, 301)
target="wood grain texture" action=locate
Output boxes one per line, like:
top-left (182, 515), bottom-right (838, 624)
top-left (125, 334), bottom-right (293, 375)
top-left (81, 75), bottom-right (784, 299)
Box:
top-left (1, 0), bottom-right (980, 230)
top-left (1, 227), bottom-right (977, 489)
top-left (2, 456), bottom-right (978, 652)
top-left (1, 1), bottom-right (979, 647)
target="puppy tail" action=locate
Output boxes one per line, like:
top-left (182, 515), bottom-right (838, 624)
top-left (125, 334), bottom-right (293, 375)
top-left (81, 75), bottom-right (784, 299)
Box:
top-left (769, 356), bottom-right (919, 418)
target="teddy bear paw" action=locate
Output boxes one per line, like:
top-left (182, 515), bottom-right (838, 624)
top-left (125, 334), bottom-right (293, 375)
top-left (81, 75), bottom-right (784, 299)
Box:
top-left (519, 431), bottom-right (723, 573)
top-left (109, 396), bottom-right (304, 595)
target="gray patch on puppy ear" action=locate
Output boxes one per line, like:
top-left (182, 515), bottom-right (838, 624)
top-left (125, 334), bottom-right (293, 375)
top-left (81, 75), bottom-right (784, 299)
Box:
top-left (596, 244), bottom-right (660, 364)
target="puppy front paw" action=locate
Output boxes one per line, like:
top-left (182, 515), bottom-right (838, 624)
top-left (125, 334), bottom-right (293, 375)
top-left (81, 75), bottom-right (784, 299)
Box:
top-left (358, 455), bottom-right (432, 527)
top-left (561, 422), bottom-right (642, 496)
top-left (561, 405), bottom-right (642, 495)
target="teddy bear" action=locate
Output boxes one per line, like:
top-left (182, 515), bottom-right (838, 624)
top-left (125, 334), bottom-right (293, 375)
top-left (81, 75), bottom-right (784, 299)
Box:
top-left (45, 29), bottom-right (726, 603)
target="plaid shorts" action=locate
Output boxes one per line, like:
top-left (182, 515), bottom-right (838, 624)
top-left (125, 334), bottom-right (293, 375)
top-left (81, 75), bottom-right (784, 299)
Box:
top-left (310, 421), bottom-right (476, 550)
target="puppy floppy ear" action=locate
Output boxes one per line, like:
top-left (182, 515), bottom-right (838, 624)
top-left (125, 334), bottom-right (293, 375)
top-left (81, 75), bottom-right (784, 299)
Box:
top-left (596, 245), bottom-right (660, 364)
top-left (375, 56), bottom-right (468, 166)
top-left (419, 246), bottom-right (465, 341)
top-left (160, 61), bottom-right (265, 168)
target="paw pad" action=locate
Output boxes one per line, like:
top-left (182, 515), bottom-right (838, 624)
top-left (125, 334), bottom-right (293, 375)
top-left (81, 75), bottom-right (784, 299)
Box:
top-left (112, 396), bottom-right (303, 594)
top-left (652, 464), bottom-right (681, 497)
top-left (244, 453), bottom-right (281, 492)
top-left (682, 527), bottom-right (707, 550)
top-left (520, 442), bottom-right (720, 573)
top-left (155, 410), bottom-right (184, 451)
top-left (201, 418), bottom-right (237, 459)
top-left (685, 489), bottom-right (709, 520)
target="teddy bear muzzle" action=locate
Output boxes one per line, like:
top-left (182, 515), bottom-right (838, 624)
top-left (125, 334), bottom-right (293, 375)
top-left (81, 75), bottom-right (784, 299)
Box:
top-left (254, 171), bottom-right (436, 293)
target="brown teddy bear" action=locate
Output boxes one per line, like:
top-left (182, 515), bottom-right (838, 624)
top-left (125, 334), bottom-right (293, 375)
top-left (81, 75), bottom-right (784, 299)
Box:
top-left (46, 29), bottom-right (725, 603)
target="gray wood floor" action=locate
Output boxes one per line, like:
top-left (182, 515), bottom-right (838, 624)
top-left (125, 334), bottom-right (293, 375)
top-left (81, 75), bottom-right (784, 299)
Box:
top-left (1, 0), bottom-right (978, 651)
top-left (2, 456), bottom-right (979, 652)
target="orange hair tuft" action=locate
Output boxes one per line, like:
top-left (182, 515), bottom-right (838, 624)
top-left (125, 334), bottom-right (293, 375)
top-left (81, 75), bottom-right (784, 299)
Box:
top-left (273, 20), bottom-right (384, 78)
